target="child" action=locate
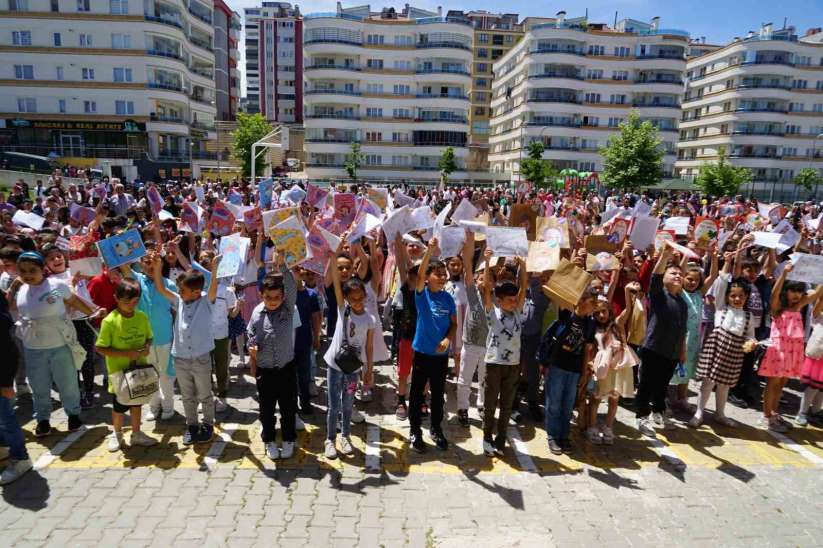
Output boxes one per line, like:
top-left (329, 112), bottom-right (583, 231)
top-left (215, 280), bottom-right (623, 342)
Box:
top-left (0, 291), bottom-right (30, 485)
top-left (690, 254), bottom-right (756, 427)
top-left (247, 249), bottom-right (299, 460)
top-left (538, 288), bottom-right (597, 454)
top-left (292, 265), bottom-right (321, 416)
top-left (457, 231), bottom-right (488, 426)
top-left (758, 264), bottom-right (823, 432)
top-left (408, 237), bottom-right (456, 453)
top-left (797, 292), bottom-right (823, 425)
top-left (95, 279), bottom-right (158, 451)
top-left (392, 233), bottom-right (418, 420)
top-left (480, 248), bottom-right (527, 456)
top-left (200, 250), bottom-right (237, 414)
top-left (151, 252), bottom-right (222, 445)
top-left (322, 236), bottom-right (376, 459)
top-left (445, 255), bottom-right (467, 380)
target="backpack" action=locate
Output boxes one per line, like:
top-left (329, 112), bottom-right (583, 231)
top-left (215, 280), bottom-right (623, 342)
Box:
top-left (537, 319), bottom-right (568, 366)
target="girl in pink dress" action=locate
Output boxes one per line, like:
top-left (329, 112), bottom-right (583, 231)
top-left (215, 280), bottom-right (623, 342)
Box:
top-left (797, 295), bottom-right (823, 426)
top-left (759, 264), bottom-right (823, 432)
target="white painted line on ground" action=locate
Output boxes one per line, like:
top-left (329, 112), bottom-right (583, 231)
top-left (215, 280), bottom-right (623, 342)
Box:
top-left (507, 426), bottom-right (537, 472)
top-left (767, 429), bottom-right (823, 466)
top-left (365, 423), bottom-right (381, 472)
top-left (647, 436), bottom-right (687, 468)
top-left (204, 423), bottom-right (238, 471)
top-left (33, 425), bottom-right (88, 470)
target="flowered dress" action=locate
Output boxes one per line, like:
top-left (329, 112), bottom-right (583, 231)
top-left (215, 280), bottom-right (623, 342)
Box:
top-left (671, 290), bottom-right (703, 385)
top-left (758, 310), bottom-right (805, 379)
top-left (801, 314), bottom-right (823, 389)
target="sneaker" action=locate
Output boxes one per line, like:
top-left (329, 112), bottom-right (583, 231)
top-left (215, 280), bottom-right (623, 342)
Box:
top-left (688, 415), bottom-right (703, 428)
top-left (197, 424), bottom-right (214, 444)
top-left (795, 413), bottom-right (809, 427)
top-left (80, 391), bottom-right (94, 410)
top-left (16, 384), bottom-right (31, 396)
top-left (130, 431), bottom-right (158, 447)
top-left (280, 441), bottom-right (295, 459)
top-left (182, 425), bottom-right (198, 446)
top-left (651, 412), bottom-right (665, 428)
top-left (457, 409), bottom-right (469, 427)
top-left (768, 416), bottom-right (789, 433)
top-left (214, 398), bottom-right (228, 413)
top-left (107, 431), bottom-right (125, 452)
top-left (324, 439), bottom-right (338, 460)
top-left (0, 446), bottom-right (8, 461)
top-left (548, 438), bottom-right (562, 455)
top-left (662, 415), bottom-right (676, 430)
top-left (483, 439), bottom-right (495, 456)
top-left (339, 436), bottom-right (354, 455)
top-left (728, 394), bottom-right (749, 409)
top-left (395, 401), bottom-right (408, 420)
top-left (265, 442), bottom-right (279, 460)
top-left (559, 439), bottom-right (573, 453)
top-left (510, 409), bottom-right (522, 425)
top-left (493, 436), bottom-right (505, 455)
top-left (601, 426), bottom-right (615, 445)
top-left (145, 407), bottom-right (161, 421)
top-left (359, 388), bottom-right (373, 403)
top-left (34, 420), bottom-right (51, 438)
top-left (160, 409), bottom-right (175, 420)
top-left (431, 431), bottom-right (448, 451)
top-left (586, 426), bottom-right (602, 445)
top-left (0, 458), bottom-right (33, 485)
top-left (410, 432), bottom-right (426, 453)
top-left (637, 417), bottom-right (657, 438)
top-left (67, 415), bottom-right (83, 432)
top-left (776, 414), bottom-right (792, 428)
top-left (295, 415), bottom-right (306, 431)
top-left (419, 403), bottom-right (429, 417)
top-left (350, 408), bottom-right (366, 424)
top-left (756, 416), bottom-right (771, 430)
top-left (714, 415), bottom-right (736, 428)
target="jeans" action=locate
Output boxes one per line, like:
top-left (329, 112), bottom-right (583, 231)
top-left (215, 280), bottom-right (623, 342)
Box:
top-left (148, 344), bottom-right (175, 413)
top-left (74, 319), bottom-right (96, 393)
top-left (175, 353), bottom-right (214, 426)
top-left (0, 395), bottom-right (28, 461)
top-left (635, 347), bottom-right (679, 418)
top-left (211, 337), bottom-right (230, 397)
top-left (326, 366), bottom-right (359, 440)
top-left (457, 343), bottom-right (486, 410)
top-left (483, 362), bottom-right (521, 445)
top-left (409, 352), bottom-right (448, 436)
top-left (256, 362), bottom-right (297, 443)
top-left (25, 345), bottom-right (80, 422)
top-left (14, 336), bottom-right (27, 388)
top-left (544, 367), bottom-right (580, 441)
top-left (520, 333), bottom-right (542, 405)
top-left (294, 347), bottom-right (312, 410)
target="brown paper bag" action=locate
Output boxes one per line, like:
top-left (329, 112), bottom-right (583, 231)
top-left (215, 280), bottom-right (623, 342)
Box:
top-left (526, 242), bottom-right (560, 272)
top-left (543, 258), bottom-right (593, 311)
top-left (509, 203), bottom-right (538, 240)
top-left (535, 216), bottom-right (570, 248)
top-left (585, 234), bottom-right (619, 254)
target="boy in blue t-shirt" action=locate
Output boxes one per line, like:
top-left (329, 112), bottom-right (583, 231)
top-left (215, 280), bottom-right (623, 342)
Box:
top-left (409, 237), bottom-right (456, 453)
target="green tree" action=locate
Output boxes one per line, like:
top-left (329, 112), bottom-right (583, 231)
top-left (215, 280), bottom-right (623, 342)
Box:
top-left (438, 146), bottom-right (457, 185)
top-left (599, 111), bottom-right (665, 192)
top-left (694, 147), bottom-right (753, 197)
top-left (520, 140), bottom-right (559, 189)
top-left (232, 113), bottom-right (272, 178)
top-left (794, 167), bottom-right (822, 192)
top-left (345, 142), bottom-right (364, 181)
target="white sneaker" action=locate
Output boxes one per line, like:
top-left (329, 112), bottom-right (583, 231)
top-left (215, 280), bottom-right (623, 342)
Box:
top-left (160, 409), bottom-right (175, 420)
top-left (107, 431), bottom-right (125, 452)
top-left (145, 407), bottom-right (160, 421)
top-left (295, 415), bottom-right (306, 431)
top-left (324, 439), bottom-right (337, 459)
top-left (0, 446), bottom-right (9, 460)
top-left (688, 415), bottom-right (703, 428)
top-left (265, 442), bottom-right (279, 460)
top-left (351, 408), bottom-right (366, 424)
top-left (637, 417), bottom-right (657, 438)
top-left (0, 458), bottom-right (32, 485)
top-left (280, 441), bottom-right (295, 459)
top-left (482, 440), bottom-right (496, 457)
top-left (339, 436), bottom-right (354, 455)
top-left (662, 415), bottom-right (676, 430)
top-left (586, 426), bottom-right (602, 445)
top-left (651, 412), bottom-right (665, 428)
top-left (214, 398), bottom-right (228, 413)
top-left (130, 431), bottom-right (158, 447)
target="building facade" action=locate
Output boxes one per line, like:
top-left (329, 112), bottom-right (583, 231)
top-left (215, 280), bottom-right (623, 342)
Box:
top-left (676, 24), bottom-right (823, 193)
top-left (488, 12), bottom-right (688, 179)
top-left (0, 0), bottom-right (219, 178)
top-left (213, 0), bottom-right (241, 121)
top-left (302, 4), bottom-right (475, 182)
top-left (243, 1), bottom-right (301, 123)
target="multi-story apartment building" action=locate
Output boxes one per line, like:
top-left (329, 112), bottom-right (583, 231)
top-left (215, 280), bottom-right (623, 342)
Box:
top-left (676, 24), bottom-right (823, 193)
top-left (447, 10), bottom-right (525, 172)
top-left (213, 0), bottom-right (241, 121)
top-left (303, 4), bottom-right (474, 182)
top-left (488, 12), bottom-right (688, 180)
top-left (0, 0), bottom-right (219, 178)
top-left (243, 1), bottom-right (301, 122)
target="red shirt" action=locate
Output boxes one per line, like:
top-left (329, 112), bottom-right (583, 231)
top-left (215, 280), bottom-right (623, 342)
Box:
top-left (87, 273), bottom-right (117, 314)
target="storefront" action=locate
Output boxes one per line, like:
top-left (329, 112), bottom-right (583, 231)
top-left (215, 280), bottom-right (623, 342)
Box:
top-left (0, 118), bottom-right (148, 160)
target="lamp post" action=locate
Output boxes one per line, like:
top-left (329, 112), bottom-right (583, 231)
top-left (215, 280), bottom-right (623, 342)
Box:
top-left (188, 139), bottom-right (194, 183)
top-left (518, 118), bottom-right (552, 187)
top-left (811, 132), bottom-right (823, 200)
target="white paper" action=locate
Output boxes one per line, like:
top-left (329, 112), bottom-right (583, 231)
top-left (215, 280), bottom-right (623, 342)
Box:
top-left (788, 253), bottom-right (823, 285)
top-left (458, 220), bottom-right (487, 233)
top-left (349, 213), bottom-right (383, 242)
top-left (663, 216), bottom-right (690, 236)
top-left (451, 199), bottom-right (479, 224)
top-left (381, 206), bottom-right (412, 242)
top-left (195, 185), bottom-right (206, 203)
top-left (486, 227), bottom-right (529, 258)
top-left (804, 214), bottom-right (821, 231)
top-left (69, 257), bottom-right (103, 277)
top-left (664, 239), bottom-right (700, 260)
top-left (158, 209), bottom-right (174, 221)
top-left (600, 207), bottom-right (621, 226)
top-left (12, 210), bottom-right (46, 230)
top-left (758, 203), bottom-right (778, 221)
top-left (432, 202), bottom-right (452, 240)
top-left (633, 201), bottom-right (652, 218)
top-left (393, 190), bottom-right (415, 207)
top-left (216, 234), bottom-right (251, 279)
top-left (751, 231), bottom-right (784, 249)
top-left (438, 225), bottom-right (466, 259)
top-left (407, 206), bottom-right (436, 232)
top-left (526, 242), bottom-right (560, 272)
top-left (771, 220), bottom-right (801, 253)
top-left (316, 225), bottom-right (341, 251)
top-left (630, 216), bottom-right (660, 251)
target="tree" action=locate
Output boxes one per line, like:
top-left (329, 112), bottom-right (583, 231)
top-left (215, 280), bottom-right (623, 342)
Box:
top-left (599, 111), bottom-right (665, 192)
top-left (344, 142), bottom-right (364, 181)
top-left (520, 140), bottom-right (559, 189)
top-left (694, 147), bottom-right (753, 197)
top-left (232, 113), bottom-right (272, 178)
top-left (794, 167), bottom-right (822, 192)
top-left (438, 147), bottom-right (457, 185)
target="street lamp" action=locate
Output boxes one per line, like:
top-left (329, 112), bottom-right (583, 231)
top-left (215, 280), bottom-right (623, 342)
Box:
top-left (189, 139), bottom-right (194, 182)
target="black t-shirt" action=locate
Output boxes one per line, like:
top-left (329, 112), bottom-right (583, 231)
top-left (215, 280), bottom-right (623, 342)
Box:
top-left (553, 310), bottom-right (596, 373)
top-left (325, 284), bottom-right (338, 338)
top-left (398, 283), bottom-right (417, 340)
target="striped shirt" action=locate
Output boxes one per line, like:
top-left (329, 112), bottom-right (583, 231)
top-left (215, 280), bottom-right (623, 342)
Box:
top-left (246, 265), bottom-right (297, 369)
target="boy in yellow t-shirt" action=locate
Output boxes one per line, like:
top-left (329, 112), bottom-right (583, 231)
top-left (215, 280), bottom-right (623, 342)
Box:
top-left (95, 279), bottom-right (158, 452)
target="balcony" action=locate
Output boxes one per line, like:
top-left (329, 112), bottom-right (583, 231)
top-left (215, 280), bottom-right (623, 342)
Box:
top-left (150, 113), bottom-right (186, 123)
top-left (304, 38), bottom-right (362, 47)
top-left (190, 95), bottom-right (215, 106)
top-left (190, 120), bottom-right (215, 131)
top-left (144, 14), bottom-right (184, 30)
top-left (743, 59), bottom-right (794, 67)
top-left (306, 114), bottom-right (361, 120)
top-left (632, 102), bottom-right (681, 109)
top-left (729, 152), bottom-right (782, 159)
top-left (189, 36), bottom-right (213, 52)
top-left (146, 49), bottom-right (183, 61)
top-left (416, 41), bottom-right (471, 52)
top-left (306, 64), bottom-right (361, 72)
top-left (735, 107), bottom-right (789, 114)
top-left (738, 83), bottom-right (792, 90)
top-left (527, 119), bottom-right (581, 128)
top-left (635, 78), bottom-right (684, 86)
top-left (527, 97), bottom-right (579, 104)
top-left (732, 130), bottom-right (786, 136)
top-left (147, 81), bottom-right (184, 92)
top-left (188, 8), bottom-right (212, 25)
top-left (416, 68), bottom-right (470, 76)
top-left (530, 48), bottom-right (586, 56)
top-left (635, 53), bottom-right (686, 61)
top-left (306, 89), bottom-right (362, 97)
top-left (416, 115), bottom-right (467, 123)
top-left (417, 93), bottom-right (469, 100)
top-left (190, 67), bottom-right (214, 79)
top-left (529, 72), bottom-right (583, 81)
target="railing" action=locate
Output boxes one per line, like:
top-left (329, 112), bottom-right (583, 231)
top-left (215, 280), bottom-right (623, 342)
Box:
top-left (305, 138), bottom-right (359, 143)
top-left (304, 38), bottom-right (362, 47)
top-left (527, 120), bottom-right (581, 128)
top-left (632, 102), bottom-right (681, 109)
top-left (416, 42), bottom-right (471, 51)
top-left (530, 48), bottom-right (586, 56)
top-left (190, 67), bottom-right (214, 79)
top-left (188, 8), bottom-right (212, 25)
top-left (635, 78), bottom-right (684, 85)
top-left (737, 83), bottom-right (793, 90)
top-left (635, 53), bottom-right (686, 60)
top-left (743, 59), bottom-right (794, 67)
top-left (732, 130), bottom-right (786, 136)
top-left (735, 107), bottom-right (789, 113)
top-left (304, 12), bottom-right (364, 21)
top-left (729, 153), bottom-right (783, 159)
top-left (146, 82), bottom-right (184, 92)
top-left (1, 144), bottom-right (146, 159)
top-left (189, 37), bottom-right (213, 51)
top-left (146, 49), bottom-right (183, 60)
top-left (416, 68), bottom-right (470, 75)
top-left (416, 93), bottom-right (469, 100)
top-left (306, 89), bottom-right (362, 96)
top-left (190, 95), bottom-right (215, 106)
top-left (529, 72), bottom-right (584, 81)
top-left (527, 97), bottom-right (579, 104)
top-left (637, 28), bottom-right (690, 37)
top-left (306, 114), bottom-right (361, 120)
top-left (150, 114), bottom-right (186, 123)
top-left (416, 16), bottom-right (472, 27)
top-left (306, 64), bottom-right (362, 72)
top-left (144, 14), bottom-right (184, 29)
top-left (190, 121), bottom-right (215, 131)
top-left (415, 116), bottom-right (467, 123)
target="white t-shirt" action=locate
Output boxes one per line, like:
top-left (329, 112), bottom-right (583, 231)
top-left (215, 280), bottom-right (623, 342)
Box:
top-left (484, 306), bottom-right (523, 365)
top-left (323, 306), bottom-right (377, 372)
top-left (212, 284), bottom-right (237, 340)
top-left (16, 278), bottom-right (73, 349)
top-left (50, 270), bottom-right (94, 320)
top-left (446, 279), bottom-right (468, 308)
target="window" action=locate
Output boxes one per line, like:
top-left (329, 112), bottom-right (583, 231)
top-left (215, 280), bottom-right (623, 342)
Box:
top-left (366, 34), bottom-right (384, 45)
top-left (391, 155), bottom-right (409, 166)
top-left (814, 104), bottom-right (823, 113)
top-left (113, 67), bottom-right (132, 82)
top-left (394, 35), bottom-right (413, 46)
top-left (614, 46), bottom-right (630, 57)
top-left (393, 60), bottom-right (411, 71)
top-left (492, 34), bottom-right (504, 45)
top-left (612, 70), bottom-right (628, 81)
top-left (115, 100), bottom-right (134, 114)
top-left (392, 132), bottom-right (409, 143)
top-left (609, 94), bottom-right (626, 104)
top-left (792, 79), bottom-right (808, 89)
top-left (53, 32), bottom-right (61, 46)
top-left (366, 107), bottom-right (383, 117)
top-left (56, 66), bottom-right (64, 80)
top-left (477, 63), bottom-right (488, 73)
top-left (365, 154), bottom-right (381, 165)
top-left (393, 108), bottom-right (410, 119)
top-left (50, 0), bottom-right (58, 10)
top-left (491, 49), bottom-right (503, 60)
top-left (587, 45), bottom-right (605, 56)
top-left (82, 67), bottom-right (95, 80)
top-left (586, 69), bottom-right (603, 80)
top-left (790, 102), bottom-right (805, 112)
top-left (110, 0), bottom-right (128, 14)
top-left (477, 48), bottom-right (488, 58)
top-left (475, 78), bottom-right (488, 88)
top-left (584, 93), bottom-right (601, 103)
top-left (14, 65), bottom-right (34, 80)
top-left (505, 35), bottom-right (513, 43)
top-left (58, 99), bottom-right (66, 113)
top-left (608, 117), bottom-right (623, 127)
top-left (366, 59), bottom-right (383, 69)
top-left (478, 34), bottom-right (488, 43)
top-left (786, 124), bottom-right (800, 134)
top-left (111, 33), bottom-right (131, 49)
top-left (393, 84), bottom-right (410, 95)
top-left (17, 97), bottom-right (36, 113)
top-left (77, 0), bottom-right (90, 11)
top-left (474, 106), bottom-right (485, 115)
top-left (10, 0), bottom-right (28, 10)
top-left (83, 100), bottom-right (96, 113)
top-left (12, 31), bottom-right (31, 46)
top-left (366, 83), bottom-right (383, 94)
top-left (817, 81), bottom-right (823, 91)
top-left (582, 116), bottom-right (599, 127)
top-left (79, 33), bottom-right (93, 47)
top-left (365, 131), bottom-right (382, 142)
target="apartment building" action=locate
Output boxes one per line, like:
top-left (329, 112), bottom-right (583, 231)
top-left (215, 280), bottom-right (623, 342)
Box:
top-left (676, 24), bottom-right (823, 189)
top-left (243, 1), bottom-right (301, 123)
top-left (214, 0), bottom-right (241, 121)
top-left (0, 0), bottom-right (219, 178)
top-left (488, 12), bottom-right (688, 179)
top-left (303, 3), bottom-right (474, 182)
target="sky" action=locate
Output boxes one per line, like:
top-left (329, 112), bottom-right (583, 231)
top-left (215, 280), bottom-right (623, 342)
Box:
top-left (228, 0), bottom-right (823, 95)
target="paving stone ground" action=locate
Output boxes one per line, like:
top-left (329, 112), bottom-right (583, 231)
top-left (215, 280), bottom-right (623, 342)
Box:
top-left (2, 345), bottom-right (823, 547)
